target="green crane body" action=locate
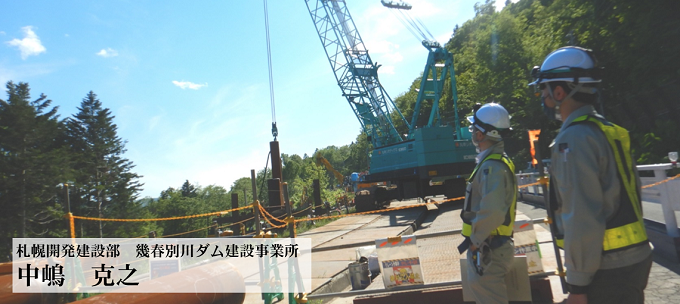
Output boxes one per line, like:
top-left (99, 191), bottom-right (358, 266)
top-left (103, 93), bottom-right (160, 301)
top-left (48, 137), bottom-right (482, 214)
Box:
top-left (305, 0), bottom-right (476, 210)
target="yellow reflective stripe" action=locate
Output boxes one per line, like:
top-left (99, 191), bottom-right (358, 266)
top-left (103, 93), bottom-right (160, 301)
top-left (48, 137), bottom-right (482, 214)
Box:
top-left (464, 223), bottom-right (514, 238)
top-left (593, 120), bottom-right (643, 219)
top-left (576, 116), bottom-right (643, 220)
top-left (462, 223), bottom-right (471, 237)
top-left (556, 222), bottom-right (647, 251)
top-left (468, 154), bottom-right (506, 180)
top-left (463, 155), bottom-right (516, 237)
top-left (495, 156), bottom-right (516, 236)
top-left (603, 221), bottom-right (648, 251)
top-left (493, 226), bottom-right (513, 236)
top-left (563, 115), bottom-right (648, 252)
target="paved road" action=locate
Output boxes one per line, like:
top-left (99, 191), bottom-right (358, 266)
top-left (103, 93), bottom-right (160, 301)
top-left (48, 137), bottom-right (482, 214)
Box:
top-left (516, 200), bottom-right (680, 304)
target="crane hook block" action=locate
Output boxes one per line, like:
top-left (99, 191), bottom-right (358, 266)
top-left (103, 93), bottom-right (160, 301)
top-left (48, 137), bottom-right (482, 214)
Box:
top-left (272, 122), bottom-right (278, 140)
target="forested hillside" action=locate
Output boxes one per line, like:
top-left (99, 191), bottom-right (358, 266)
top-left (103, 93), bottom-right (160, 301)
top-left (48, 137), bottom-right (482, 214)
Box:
top-left (434, 0), bottom-right (680, 165)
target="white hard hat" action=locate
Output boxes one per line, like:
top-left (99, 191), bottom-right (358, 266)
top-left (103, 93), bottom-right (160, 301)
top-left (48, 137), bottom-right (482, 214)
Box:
top-left (529, 46), bottom-right (602, 86)
top-left (466, 103), bottom-right (511, 140)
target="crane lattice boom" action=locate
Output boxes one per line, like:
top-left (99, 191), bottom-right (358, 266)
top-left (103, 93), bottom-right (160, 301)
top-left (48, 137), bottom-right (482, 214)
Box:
top-left (305, 0), bottom-right (409, 148)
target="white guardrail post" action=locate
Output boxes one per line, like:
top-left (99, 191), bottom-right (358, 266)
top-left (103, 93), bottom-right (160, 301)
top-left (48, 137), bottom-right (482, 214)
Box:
top-left (637, 163), bottom-right (680, 238)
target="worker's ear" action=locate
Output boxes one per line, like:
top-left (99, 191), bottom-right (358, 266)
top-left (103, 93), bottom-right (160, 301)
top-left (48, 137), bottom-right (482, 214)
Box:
top-left (553, 85), bottom-right (567, 101)
top-left (474, 129), bottom-right (483, 140)
top-left (478, 131), bottom-right (487, 142)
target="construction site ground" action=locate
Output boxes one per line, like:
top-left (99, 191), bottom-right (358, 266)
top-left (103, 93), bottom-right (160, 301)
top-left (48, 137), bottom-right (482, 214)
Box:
top-left (243, 197), bottom-right (680, 304)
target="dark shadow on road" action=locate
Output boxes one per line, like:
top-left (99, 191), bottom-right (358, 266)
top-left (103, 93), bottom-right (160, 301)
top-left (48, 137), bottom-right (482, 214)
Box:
top-left (652, 253), bottom-right (680, 276)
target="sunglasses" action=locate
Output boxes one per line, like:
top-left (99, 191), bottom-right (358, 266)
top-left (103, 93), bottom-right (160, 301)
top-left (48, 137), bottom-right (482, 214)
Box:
top-left (534, 83), bottom-right (547, 97)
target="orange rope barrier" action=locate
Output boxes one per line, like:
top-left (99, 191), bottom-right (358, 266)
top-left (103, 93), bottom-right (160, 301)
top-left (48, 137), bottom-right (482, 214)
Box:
top-left (642, 173), bottom-right (680, 189)
top-left (66, 174), bottom-right (680, 239)
top-left (71, 204), bottom-right (253, 222)
top-left (258, 205), bottom-right (287, 229)
top-left (161, 224), bottom-right (217, 238)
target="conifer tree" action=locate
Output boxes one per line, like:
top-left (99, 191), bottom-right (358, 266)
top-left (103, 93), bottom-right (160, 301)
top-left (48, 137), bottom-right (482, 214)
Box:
top-left (0, 81), bottom-right (70, 258)
top-left (66, 91), bottom-right (143, 238)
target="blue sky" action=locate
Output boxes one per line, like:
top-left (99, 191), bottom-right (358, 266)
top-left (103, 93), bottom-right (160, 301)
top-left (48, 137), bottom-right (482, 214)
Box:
top-left (1, 0), bottom-right (513, 198)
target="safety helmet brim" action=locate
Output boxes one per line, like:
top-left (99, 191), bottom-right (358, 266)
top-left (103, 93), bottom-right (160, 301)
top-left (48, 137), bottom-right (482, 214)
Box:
top-left (529, 47), bottom-right (602, 86)
top-left (529, 77), bottom-right (601, 87)
top-left (467, 103), bottom-right (511, 139)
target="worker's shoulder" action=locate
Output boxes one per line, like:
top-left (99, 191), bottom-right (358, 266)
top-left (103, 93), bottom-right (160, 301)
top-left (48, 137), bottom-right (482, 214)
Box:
top-left (558, 121), bottom-right (605, 143)
top-left (479, 156), bottom-right (512, 174)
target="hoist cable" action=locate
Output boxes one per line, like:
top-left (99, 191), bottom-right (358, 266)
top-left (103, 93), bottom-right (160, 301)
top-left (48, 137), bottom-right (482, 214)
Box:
top-left (397, 10), bottom-right (427, 42)
top-left (400, 10), bottom-right (428, 41)
top-left (383, 1), bottom-right (436, 44)
top-left (415, 16), bottom-right (435, 41)
top-left (388, 9), bottom-right (421, 43)
top-left (263, 0), bottom-right (277, 133)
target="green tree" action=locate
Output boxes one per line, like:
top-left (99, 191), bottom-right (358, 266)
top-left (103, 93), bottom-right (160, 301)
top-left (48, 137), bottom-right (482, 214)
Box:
top-left (228, 177), bottom-right (255, 207)
top-left (198, 185), bottom-right (230, 212)
top-left (181, 180), bottom-right (198, 197)
top-left (148, 183), bottom-right (231, 238)
top-left (281, 153), bottom-right (303, 183)
top-left (66, 91), bottom-right (143, 238)
top-left (148, 187), bottom-right (205, 237)
top-left (0, 81), bottom-right (71, 259)
top-left (347, 132), bottom-right (371, 174)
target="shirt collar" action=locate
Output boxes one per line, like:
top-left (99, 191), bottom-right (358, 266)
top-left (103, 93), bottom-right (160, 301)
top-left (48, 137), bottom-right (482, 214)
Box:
top-left (475, 141), bottom-right (505, 163)
top-left (560, 104), bottom-right (598, 132)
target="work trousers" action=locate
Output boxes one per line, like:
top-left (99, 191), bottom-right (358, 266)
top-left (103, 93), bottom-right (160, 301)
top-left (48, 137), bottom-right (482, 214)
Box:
top-left (466, 241), bottom-right (514, 304)
top-left (585, 253), bottom-right (653, 304)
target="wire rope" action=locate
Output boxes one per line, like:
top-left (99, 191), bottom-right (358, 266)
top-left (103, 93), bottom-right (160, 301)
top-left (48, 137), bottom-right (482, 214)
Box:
top-left (263, 0), bottom-right (278, 139)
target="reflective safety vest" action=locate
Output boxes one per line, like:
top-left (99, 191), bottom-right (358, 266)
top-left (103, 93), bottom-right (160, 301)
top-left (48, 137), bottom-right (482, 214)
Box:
top-left (553, 114), bottom-right (648, 252)
top-left (461, 153), bottom-right (517, 238)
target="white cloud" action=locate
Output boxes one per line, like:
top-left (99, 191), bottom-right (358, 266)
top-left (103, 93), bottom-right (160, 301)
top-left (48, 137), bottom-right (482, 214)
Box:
top-left (380, 66), bottom-right (395, 75)
top-left (406, 0), bottom-right (442, 18)
top-left (365, 40), bottom-right (397, 55)
top-left (64, 34), bottom-right (70, 38)
top-left (6, 26), bottom-right (46, 60)
top-left (0, 31), bottom-right (5, 35)
top-left (436, 32), bottom-right (453, 45)
top-left (495, 0), bottom-right (520, 11)
top-left (96, 48), bottom-right (118, 57)
top-left (149, 115), bottom-right (162, 130)
top-left (172, 80), bottom-right (207, 90)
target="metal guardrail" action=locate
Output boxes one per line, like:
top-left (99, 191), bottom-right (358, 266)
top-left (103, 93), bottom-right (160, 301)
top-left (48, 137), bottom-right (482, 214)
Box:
top-left (637, 163), bottom-right (680, 237)
top-left (516, 172), bottom-right (544, 198)
top-left (517, 163), bottom-right (680, 238)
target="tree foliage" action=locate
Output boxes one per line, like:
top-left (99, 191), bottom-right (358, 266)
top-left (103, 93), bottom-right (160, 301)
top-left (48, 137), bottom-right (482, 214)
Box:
top-left (0, 82), bottom-right (71, 257)
top-left (66, 91), bottom-right (144, 238)
top-left (437, 0), bottom-right (680, 166)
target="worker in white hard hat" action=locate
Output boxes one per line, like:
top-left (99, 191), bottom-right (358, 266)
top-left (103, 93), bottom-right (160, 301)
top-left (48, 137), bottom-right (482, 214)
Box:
top-left (530, 46), bottom-right (652, 304)
top-left (458, 102), bottom-right (517, 304)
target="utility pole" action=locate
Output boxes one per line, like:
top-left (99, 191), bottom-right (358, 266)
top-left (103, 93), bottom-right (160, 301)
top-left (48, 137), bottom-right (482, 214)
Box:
top-left (566, 30), bottom-right (576, 46)
top-left (65, 183), bottom-right (71, 213)
top-left (98, 193), bottom-right (103, 239)
top-left (97, 168), bottom-right (104, 239)
top-left (283, 182), bottom-right (295, 238)
top-left (251, 169), bottom-right (262, 235)
top-left (21, 169), bottom-right (26, 238)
